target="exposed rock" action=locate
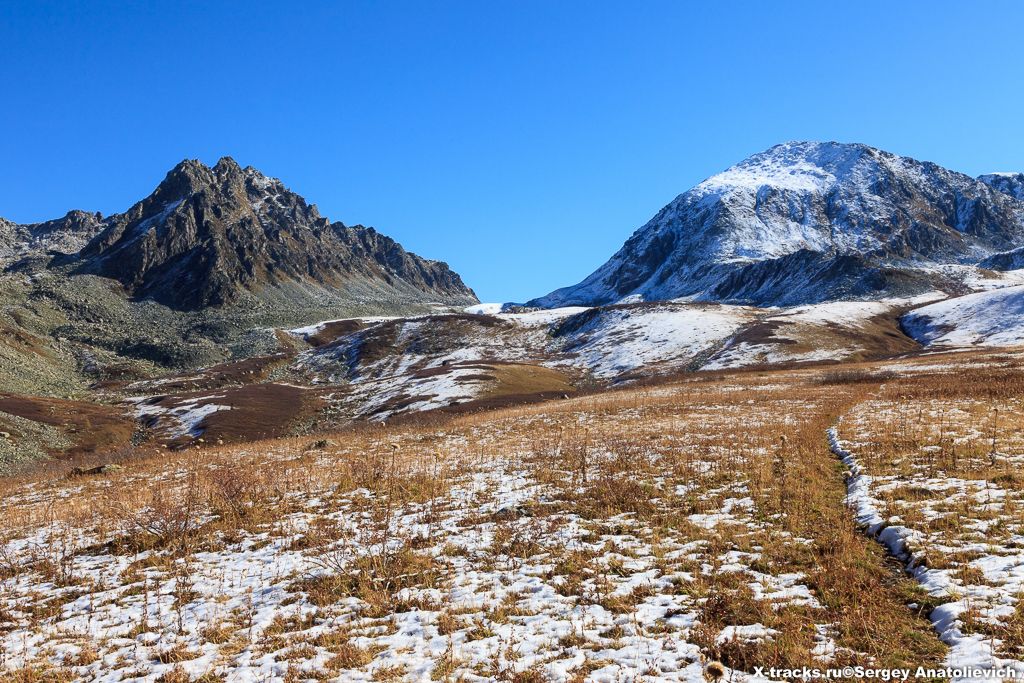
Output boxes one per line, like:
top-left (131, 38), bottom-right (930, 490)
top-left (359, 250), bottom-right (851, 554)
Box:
top-left (1, 210), bottom-right (105, 266)
top-left (64, 157), bottom-right (477, 310)
top-left (979, 245), bottom-right (1024, 271)
top-left (980, 172), bottom-right (1024, 201)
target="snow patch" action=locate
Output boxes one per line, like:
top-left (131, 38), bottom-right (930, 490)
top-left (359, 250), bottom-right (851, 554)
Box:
top-left (903, 286), bottom-right (1024, 348)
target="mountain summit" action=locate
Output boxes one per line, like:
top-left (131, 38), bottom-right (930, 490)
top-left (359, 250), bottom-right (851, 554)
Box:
top-left (531, 141), bottom-right (1024, 307)
top-left (67, 157), bottom-right (476, 309)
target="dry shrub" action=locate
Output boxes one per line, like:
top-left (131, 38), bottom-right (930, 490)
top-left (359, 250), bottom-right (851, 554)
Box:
top-left (997, 599), bottom-right (1024, 658)
top-left (691, 587), bottom-right (816, 672)
top-left (503, 668), bottom-right (551, 683)
top-left (692, 625), bottom-right (779, 675)
top-left (326, 642), bottom-right (376, 670)
top-left (109, 471), bottom-right (203, 553)
top-left (490, 519), bottom-right (544, 562)
top-left (154, 669), bottom-right (191, 683)
top-left (817, 369), bottom-right (896, 385)
top-left (697, 586), bottom-right (772, 628)
top-left (8, 665), bottom-right (74, 683)
top-left (371, 664), bottom-right (407, 681)
top-left (203, 464), bottom-right (274, 528)
top-left (200, 622), bottom-right (236, 644)
top-left (429, 643), bottom-right (465, 681)
top-left (64, 642), bottom-right (99, 666)
top-left (435, 611), bottom-right (460, 635)
top-left (578, 476), bottom-right (656, 517)
top-left (153, 642), bottom-right (195, 664)
top-left (299, 541), bottom-right (435, 609)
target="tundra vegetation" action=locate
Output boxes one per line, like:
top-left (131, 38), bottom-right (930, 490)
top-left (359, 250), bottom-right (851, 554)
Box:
top-left (3, 349), bottom-right (1024, 681)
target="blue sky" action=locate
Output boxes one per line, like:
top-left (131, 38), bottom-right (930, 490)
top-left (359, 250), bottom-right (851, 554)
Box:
top-left (2, 1), bottom-right (1023, 302)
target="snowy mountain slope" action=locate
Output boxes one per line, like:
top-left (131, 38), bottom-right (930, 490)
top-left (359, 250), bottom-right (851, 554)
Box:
top-left (978, 247), bottom-right (1024, 271)
top-left (705, 295), bottom-right (941, 369)
top-left (291, 313), bottom-right (570, 419)
top-left (102, 288), bottom-right (1024, 439)
top-left (294, 304), bottom-right (758, 398)
top-left (902, 285), bottom-right (1024, 348)
top-left (283, 295), bottom-right (943, 421)
top-left (531, 141), bottom-right (1024, 308)
top-left (977, 168), bottom-right (1024, 271)
top-left (548, 303), bottom-right (758, 378)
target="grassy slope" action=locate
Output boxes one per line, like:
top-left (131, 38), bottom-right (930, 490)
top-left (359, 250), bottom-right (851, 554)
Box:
top-left (1, 354), bottom-right (980, 681)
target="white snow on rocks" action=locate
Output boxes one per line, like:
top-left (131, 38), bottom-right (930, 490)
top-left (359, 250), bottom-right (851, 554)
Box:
top-left (463, 302), bottom-right (505, 315)
top-left (128, 395), bottom-right (232, 438)
top-left (285, 287), bottom-right (1024, 424)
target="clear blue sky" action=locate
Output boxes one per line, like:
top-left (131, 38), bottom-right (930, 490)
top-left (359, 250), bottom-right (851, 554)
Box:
top-left (2, 1), bottom-right (1023, 302)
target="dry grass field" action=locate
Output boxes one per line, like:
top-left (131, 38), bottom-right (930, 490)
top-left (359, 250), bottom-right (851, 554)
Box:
top-left (3, 350), bottom-right (1024, 681)
top-left (833, 358), bottom-right (1024, 669)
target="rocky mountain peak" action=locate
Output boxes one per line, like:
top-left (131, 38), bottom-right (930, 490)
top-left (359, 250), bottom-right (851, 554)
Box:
top-left (213, 155), bottom-right (242, 174)
top-left (531, 142), bottom-right (1024, 308)
top-left (62, 158), bottom-right (475, 309)
top-left (154, 158), bottom-right (217, 199)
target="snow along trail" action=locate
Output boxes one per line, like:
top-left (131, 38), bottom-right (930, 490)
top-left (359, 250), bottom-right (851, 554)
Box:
top-left (829, 424), bottom-right (1024, 679)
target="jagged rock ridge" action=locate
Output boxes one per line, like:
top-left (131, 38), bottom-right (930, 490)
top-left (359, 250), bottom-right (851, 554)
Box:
top-left (59, 157), bottom-right (476, 309)
top-left (0, 211), bottom-right (106, 266)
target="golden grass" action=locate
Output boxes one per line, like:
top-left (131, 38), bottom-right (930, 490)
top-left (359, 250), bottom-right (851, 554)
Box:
top-left (10, 350), bottom-right (1019, 677)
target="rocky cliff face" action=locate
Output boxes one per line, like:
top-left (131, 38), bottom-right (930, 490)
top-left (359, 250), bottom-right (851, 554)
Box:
top-left (980, 172), bottom-right (1024, 202)
top-left (532, 142), bottom-right (1024, 307)
top-left (0, 210), bottom-right (106, 266)
top-left (961, 173), bottom-right (1024, 271)
top-left (67, 157), bottom-right (476, 309)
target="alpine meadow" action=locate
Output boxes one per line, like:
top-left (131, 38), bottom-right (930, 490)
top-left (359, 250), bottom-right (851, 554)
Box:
top-left (3, 3), bottom-right (1024, 682)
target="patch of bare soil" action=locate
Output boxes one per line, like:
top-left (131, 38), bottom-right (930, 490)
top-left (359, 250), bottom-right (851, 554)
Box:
top-left (305, 319), bottom-right (366, 347)
top-left (174, 383), bottom-right (320, 447)
top-left (0, 392), bottom-right (135, 459)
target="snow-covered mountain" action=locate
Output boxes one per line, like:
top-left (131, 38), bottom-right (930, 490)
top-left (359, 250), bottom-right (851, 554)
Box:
top-left (531, 142), bottom-right (1024, 308)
